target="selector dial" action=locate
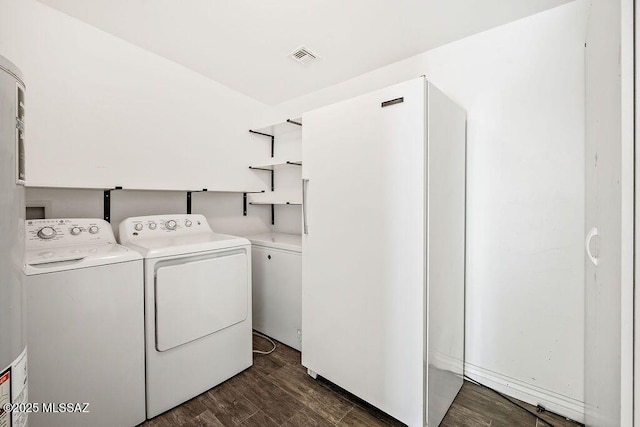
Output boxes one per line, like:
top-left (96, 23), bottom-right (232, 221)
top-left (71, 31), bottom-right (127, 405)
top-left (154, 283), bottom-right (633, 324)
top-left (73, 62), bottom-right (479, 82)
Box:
top-left (148, 222), bottom-right (157, 230)
top-left (165, 220), bottom-right (177, 230)
top-left (134, 223), bottom-right (143, 231)
top-left (37, 226), bottom-right (57, 239)
top-left (88, 225), bottom-right (100, 234)
top-left (70, 227), bottom-right (82, 236)
top-left (185, 220), bottom-right (192, 227)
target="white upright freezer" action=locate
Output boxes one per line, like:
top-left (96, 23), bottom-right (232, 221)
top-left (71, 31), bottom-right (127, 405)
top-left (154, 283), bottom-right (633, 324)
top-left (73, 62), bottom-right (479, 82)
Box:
top-left (301, 77), bottom-right (466, 427)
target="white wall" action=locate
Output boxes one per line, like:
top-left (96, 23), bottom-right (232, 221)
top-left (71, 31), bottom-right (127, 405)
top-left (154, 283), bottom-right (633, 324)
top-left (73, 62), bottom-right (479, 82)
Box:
top-left (264, 1), bottom-right (588, 421)
top-left (0, 0), bottom-right (268, 192)
top-left (2, 0), bottom-right (275, 236)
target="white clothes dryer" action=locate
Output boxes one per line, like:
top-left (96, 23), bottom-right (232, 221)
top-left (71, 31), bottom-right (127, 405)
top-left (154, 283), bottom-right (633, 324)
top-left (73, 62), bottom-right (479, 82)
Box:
top-left (24, 218), bottom-right (145, 427)
top-left (119, 214), bottom-right (252, 419)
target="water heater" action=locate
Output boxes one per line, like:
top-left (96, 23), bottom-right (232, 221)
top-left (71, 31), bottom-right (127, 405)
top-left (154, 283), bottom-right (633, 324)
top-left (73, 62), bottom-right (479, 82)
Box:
top-left (0, 55), bottom-right (27, 427)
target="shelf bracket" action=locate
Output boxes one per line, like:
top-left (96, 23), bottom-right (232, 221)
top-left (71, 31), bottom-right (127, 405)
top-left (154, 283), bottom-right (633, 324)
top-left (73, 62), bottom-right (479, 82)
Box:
top-left (242, 190), bottom-right (266, 216)
top-left (246, 201), bottom-right (300, 224)
top-left (103, 187), bottom-right (122, 222)
top-left (248, 166), bottom-right (275, 191)
top-left (249, 129), bottom-right (275, 158)
top-left (103, 190), bottom-right (111, 223)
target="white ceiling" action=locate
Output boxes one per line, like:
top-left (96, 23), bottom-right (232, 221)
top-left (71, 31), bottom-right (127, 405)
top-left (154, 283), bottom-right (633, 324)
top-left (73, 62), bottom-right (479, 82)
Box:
top-left (37, 0), bottom-right (571, 105)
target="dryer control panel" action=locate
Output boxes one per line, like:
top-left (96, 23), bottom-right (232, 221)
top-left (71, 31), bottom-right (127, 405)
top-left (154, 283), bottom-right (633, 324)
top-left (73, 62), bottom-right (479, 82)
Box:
top-left (25, 218), bottom-right (116, 249)
top-left (119, 214), bottom-right (212, 241)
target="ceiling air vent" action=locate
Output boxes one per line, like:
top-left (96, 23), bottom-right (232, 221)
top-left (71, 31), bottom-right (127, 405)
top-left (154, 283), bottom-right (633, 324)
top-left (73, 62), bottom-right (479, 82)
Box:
top-left (288, 46), bottom-right (318, 65)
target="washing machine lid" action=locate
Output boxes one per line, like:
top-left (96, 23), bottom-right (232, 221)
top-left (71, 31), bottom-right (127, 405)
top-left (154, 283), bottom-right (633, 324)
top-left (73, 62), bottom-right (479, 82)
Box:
top-left (24, 243), bottom-right (141, 275)
top-left (245, 233), bottom-right (302, 253)
top-left (24, 218), bottom-right (142, 275)
top-left (119, 214), bottom-right (249, 259)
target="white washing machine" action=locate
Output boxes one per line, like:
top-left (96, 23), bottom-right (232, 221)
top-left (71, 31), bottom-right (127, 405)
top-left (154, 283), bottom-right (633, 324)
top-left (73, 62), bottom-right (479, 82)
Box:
top-left (119, 214), bottom-right (252, 419)
top-left (24, 218), bottom-right (145, 427)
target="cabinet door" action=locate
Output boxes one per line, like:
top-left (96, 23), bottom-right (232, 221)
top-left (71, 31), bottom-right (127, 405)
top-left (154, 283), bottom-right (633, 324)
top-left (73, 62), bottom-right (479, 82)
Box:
top-left (252, 246), bottom-right (302, 350)
top-left (301, 77), bottom-right (426, 426)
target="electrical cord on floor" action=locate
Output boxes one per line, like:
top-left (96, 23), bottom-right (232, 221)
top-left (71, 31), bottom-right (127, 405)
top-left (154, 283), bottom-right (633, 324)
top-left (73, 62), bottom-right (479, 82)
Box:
top-left (463, 375), bottom-right (560, 427)
top-left (252, 331), bottom-right (277, 355)
top-left (534, 404), bottom-right (584, 425)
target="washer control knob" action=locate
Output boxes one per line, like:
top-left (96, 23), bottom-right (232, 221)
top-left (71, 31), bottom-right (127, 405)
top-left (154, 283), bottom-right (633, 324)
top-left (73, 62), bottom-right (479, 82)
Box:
top-left (89, 225), bottom-right (100, 234)
top-left (148, 222), bottom-right (157, 230)
top-left (185, 220), bottom-right (192, 227)
top-left (165, 220), bottom-right (177, 230)
top-left (134, 223), bottom-right (143, 231)
top-left (70, 227), bottom-right (82, 236)
top-left (37, 226), bottom-right (56, 239)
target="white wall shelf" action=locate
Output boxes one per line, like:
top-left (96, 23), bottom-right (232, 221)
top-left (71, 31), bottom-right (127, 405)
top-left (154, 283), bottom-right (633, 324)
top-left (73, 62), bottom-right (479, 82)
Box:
top-left (251, 117), bottom-right (302, 138)
top-left (249, 201), bottom-right (302, 206)
top-left (247, 119), bottom-right (303, 227)
top-left (96, 187), bottom-right (267, 223)
top-left (249, 161), bottom-right (302, 171)
top-left (247, 200), bottom-right (301, 226)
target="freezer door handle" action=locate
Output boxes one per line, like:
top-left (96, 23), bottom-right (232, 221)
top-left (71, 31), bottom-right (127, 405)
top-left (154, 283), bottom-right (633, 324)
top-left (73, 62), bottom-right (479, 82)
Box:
top-left (585, 226), bottom-right (599, 266)
top-left (302, 179), bottom-right (309, 234)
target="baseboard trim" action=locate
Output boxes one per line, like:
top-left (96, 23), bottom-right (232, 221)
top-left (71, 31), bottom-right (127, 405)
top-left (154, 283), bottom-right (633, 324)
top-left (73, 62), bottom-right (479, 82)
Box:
top-left (464, 362), bottom-right (584, 424)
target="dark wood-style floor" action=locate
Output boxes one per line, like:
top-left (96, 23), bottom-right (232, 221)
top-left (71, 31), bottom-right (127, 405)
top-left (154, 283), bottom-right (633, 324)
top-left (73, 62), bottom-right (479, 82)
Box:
top-left (140, 336), bottom-right (581, 427)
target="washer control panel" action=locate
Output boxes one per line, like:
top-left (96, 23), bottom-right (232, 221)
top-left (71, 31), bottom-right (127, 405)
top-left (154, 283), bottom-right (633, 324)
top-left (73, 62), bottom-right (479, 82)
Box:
top-left (25, 218), bottom-right (116, 249)
top-left (120, 214), bottom-right (211, 240)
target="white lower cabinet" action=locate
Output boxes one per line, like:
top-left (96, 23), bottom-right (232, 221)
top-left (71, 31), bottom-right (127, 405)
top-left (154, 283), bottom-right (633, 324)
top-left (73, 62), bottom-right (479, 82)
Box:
top-left (247, 233), bottom-right (302, 350)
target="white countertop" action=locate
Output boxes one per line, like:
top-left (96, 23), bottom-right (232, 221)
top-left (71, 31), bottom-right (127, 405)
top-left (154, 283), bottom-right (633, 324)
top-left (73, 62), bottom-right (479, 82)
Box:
top-left (244, 233), bottom-right (302, 252)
